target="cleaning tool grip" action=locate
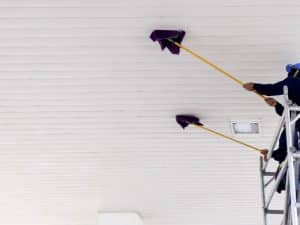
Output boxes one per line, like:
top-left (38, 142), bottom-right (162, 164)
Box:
top-left (193, 124), bottom-right (262, 152)
top-left (173, 41), bottom-right (266, 100)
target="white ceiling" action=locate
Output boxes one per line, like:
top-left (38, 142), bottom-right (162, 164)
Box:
top-left (0, 0), bottom-right (299, 225)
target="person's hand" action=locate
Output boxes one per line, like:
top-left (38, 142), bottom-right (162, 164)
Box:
top-left (260, 149), bottom-right (268, 162)
top-left (265, 97), bottom-right (277, 107)
top-left (243, 82), bottom-right (255, 91)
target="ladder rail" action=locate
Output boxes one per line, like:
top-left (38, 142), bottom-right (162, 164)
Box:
top-left (264, 116), bottom-right (285, 171)
top-left (265, 161), bottom-right (288, 209)
top-left (259, 157), bottom-right (286, 224)
top-left (283, 176), bottom-right (290, 225)
top-left (259, 85), bottom-right (300, 225)
top-left (260, 157), bottom-right (268, 225)
top-left (284, 86), bottom-right (298, 225)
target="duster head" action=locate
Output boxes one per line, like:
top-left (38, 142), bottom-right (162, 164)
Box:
top-left (176, 114), bottom-right (203, 129)
top-left (150, 29), bottom-right (185, 54)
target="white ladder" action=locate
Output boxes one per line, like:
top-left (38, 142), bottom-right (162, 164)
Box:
top-left (260, 86), bottom-right (300, 225)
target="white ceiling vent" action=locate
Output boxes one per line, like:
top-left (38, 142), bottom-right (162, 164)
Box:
top-left (98, 212), bottom-right (143, 225)
top-left (231, 121), bottom-right (260, 135)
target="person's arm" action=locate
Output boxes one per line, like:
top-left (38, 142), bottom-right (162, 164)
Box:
top-left (264, 97), bottom-right (284, 116)
top-left (275, 102), bottom-right (284, 116)
top-left (253, 78), bottom-right (290, 96)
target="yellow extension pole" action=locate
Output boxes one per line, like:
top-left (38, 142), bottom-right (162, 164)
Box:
top-left (173, 41), bottom-right (266, 100)
top-left (193, 123), bottom-right (262, 153)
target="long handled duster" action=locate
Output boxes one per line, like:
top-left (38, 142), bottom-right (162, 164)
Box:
top-left (150, 29), bottom-right (265, 100)
top-left (176, 114), bottom-right (268, 158)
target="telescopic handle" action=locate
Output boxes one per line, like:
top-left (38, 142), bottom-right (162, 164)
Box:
top-left (193, 124), bottom-right (262, 152)
top-left (173, 41), bottom-right (266, 100)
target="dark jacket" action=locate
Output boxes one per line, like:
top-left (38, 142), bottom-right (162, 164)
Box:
top-left (254, 77), bottom-right (300, 105)
top-left (253, 77), bottom-right (300, 162)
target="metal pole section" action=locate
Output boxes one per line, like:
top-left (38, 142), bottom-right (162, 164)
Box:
top-left (265, 161), bottom-right (288, 208)
top-left (294, 161), bottom-right (300, 200)
top-left (286, 142), bottom-right (298, 225)
top-left (259, 157), bottom-right (267, 225)
top-left (283, 174), bottom-right (290, 225)
top-left (291, 114), bottom-right (300, 126)
top-left (290, 106), bottom-right (300, 111)
top-left (263, 116), bottom-right (285, 171)
top-left (283, 86), bottom-right (298, 225)
top-left (264, 176), bottom-right (275, 188)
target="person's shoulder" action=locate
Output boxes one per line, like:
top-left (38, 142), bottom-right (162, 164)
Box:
top-left (290, 77), bottom-right (300, 82)
top-left (285, 77), bottom-right (300, 86)
top-left (285, 77), bottom-right (298, 82)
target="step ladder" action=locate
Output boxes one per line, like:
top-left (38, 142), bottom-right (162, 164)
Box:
top-left (260, 86), bottom-right (300, 225)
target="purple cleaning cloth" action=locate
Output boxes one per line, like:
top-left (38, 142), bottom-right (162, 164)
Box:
top-left (150, 30), bottom-right (185, 54)
top-left (176, 115), bottom-right (203, 129)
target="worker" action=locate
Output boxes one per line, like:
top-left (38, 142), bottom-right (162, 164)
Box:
top-left (243, 63), bottom-right (300, 193)
top-left (243, 63), bottom-right (300, 104)
top-left (263, 98), bottom-right (300, 163)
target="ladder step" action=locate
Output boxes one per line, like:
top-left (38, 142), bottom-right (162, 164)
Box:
top-left (263, 172), bottom-right (276, 176)
top-left (289, 106), bottom-right (300, 111)
top-left (293, 153), bottom-right (300, 158)
top-left (266, 209), bottom-right (284, 214)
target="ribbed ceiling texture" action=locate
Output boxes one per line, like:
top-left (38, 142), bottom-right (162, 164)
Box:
top-left (1, 0), bottom-right (299, 225)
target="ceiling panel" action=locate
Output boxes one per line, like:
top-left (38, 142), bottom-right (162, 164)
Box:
top-left (0, 0), bottom-right (294, 225)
